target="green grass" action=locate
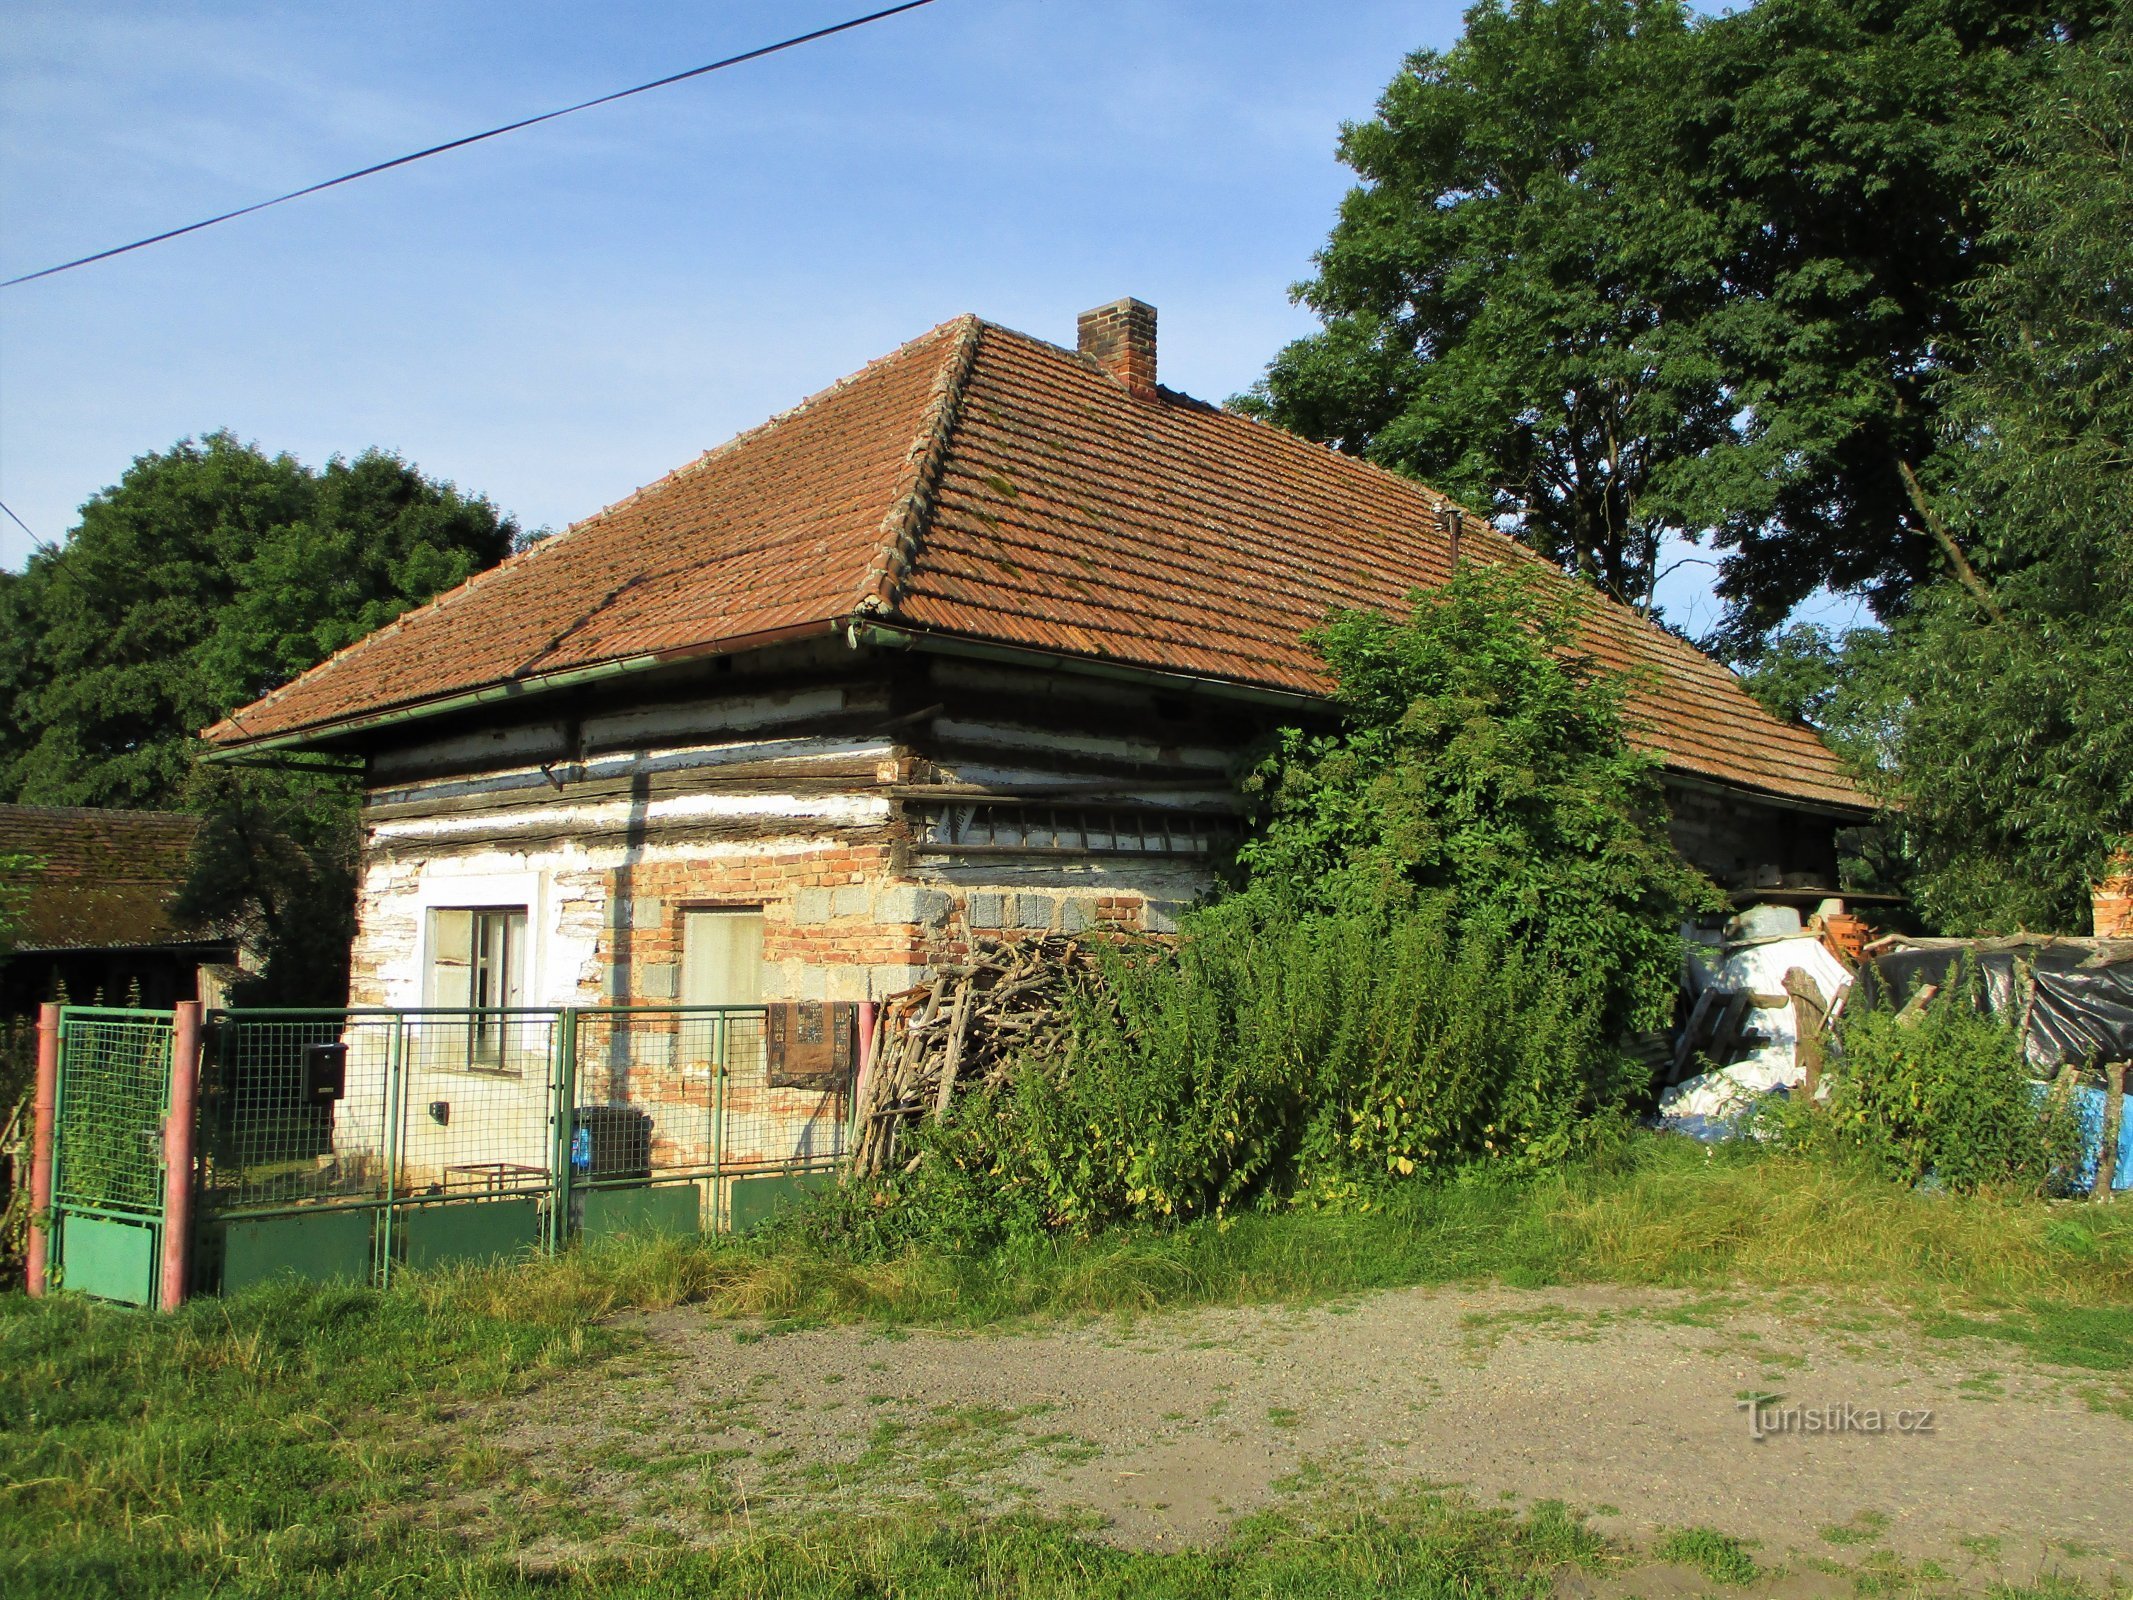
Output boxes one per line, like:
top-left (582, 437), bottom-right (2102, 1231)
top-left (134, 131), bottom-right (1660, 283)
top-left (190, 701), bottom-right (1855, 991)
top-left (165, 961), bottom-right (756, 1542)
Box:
top-left (1651, 1526), bottom-right (1761, 1585)
top-left (7, 1133), bottom-right (2132, 1597)
top-left (1821, 1510), bottom-right (1891, 1548)
top-left (416, 1134), bottom-right (2133, 1347)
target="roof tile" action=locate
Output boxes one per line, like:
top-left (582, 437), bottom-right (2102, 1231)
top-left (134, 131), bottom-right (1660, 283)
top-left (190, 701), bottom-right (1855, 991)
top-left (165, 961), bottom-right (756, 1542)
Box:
top-left (206, 317), bottom-right (1867, 811)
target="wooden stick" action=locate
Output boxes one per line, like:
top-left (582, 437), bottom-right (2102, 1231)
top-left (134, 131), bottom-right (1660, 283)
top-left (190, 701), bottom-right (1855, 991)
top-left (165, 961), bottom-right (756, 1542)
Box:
top-left (934, 979), bottom-right (975, 1123)
top-left (1783, 967), bottom-right (1829, 1101)
top-left (2093, 1061), bottom-right (2127, 1202)
top-left (1893, 982), bottom-right (1940, 1028)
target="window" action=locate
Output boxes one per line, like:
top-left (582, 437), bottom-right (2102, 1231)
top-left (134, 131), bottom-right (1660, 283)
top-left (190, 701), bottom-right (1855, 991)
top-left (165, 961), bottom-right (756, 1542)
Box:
top-left (425, 906), bottom-right (527, 1068)
top-left (681, 908), bottom-right (763, 1008)
top-left (681, 909), bottom-right (765, 1076)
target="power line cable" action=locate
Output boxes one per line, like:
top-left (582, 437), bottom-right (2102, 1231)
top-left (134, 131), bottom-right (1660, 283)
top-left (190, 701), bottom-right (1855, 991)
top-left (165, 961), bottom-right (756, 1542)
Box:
top-left (0, 497), bottom-right (88, 589)
top-left (3, 0), bottom-right (938, 289)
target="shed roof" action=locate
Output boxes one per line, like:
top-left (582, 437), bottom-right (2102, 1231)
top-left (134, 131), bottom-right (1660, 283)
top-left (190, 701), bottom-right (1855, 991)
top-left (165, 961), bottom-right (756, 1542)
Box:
top-left (0, 805), bottom-right (212, 953)
top-left (204, 315), bottom-right (1867, 812)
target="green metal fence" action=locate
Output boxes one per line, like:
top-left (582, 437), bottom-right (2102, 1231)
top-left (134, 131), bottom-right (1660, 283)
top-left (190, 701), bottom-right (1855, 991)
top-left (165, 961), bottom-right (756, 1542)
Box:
top-left (45, 1003), bottom-right (854, 1303)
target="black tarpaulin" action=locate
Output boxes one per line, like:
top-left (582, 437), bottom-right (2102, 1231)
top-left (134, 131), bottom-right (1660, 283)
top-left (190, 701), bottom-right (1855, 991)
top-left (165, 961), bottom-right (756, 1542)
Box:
top-left (1856, 938), bottom-right (2133, 1076)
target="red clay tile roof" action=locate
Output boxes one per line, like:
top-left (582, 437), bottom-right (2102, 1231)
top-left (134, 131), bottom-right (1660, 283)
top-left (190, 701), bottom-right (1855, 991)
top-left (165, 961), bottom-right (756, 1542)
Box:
top-left (0, 805), bottom-right (213, 952)
top-left (205, 315), bottom-right (1868, 812)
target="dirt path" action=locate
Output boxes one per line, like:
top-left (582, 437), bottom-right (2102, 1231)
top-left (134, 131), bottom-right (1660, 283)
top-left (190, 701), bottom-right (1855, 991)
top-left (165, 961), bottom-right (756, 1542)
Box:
top-left (479, 1283), bottom-right (2129, 1585)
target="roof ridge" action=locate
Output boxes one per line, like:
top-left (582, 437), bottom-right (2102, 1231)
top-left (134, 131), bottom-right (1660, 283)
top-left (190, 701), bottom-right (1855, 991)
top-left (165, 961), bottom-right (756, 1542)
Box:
top-left (854, 313), bottom-right (985, 618)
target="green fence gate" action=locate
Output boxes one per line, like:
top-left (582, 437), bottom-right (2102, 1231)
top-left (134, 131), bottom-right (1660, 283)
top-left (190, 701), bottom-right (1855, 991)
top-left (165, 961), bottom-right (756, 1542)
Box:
top-left (47, 1009), bottom-right (173, 1306)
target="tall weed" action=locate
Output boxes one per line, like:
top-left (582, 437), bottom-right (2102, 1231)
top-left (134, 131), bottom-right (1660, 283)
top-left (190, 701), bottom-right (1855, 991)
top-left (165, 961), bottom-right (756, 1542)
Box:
top-left (1802, 966), bottom-right (2081, 1194)
top-left (850, 898), bottom-right (1628, 1248)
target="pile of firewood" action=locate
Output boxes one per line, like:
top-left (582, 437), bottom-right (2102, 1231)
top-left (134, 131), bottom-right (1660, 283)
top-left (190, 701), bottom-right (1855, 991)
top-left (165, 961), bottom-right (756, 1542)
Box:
top-left (852, 935), bottom-right (1091, 1176)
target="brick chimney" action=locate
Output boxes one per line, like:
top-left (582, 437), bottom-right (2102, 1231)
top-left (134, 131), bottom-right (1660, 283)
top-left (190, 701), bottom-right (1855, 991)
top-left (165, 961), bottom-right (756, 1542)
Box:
top-left (1077, 298), bottom-right (1158, 400)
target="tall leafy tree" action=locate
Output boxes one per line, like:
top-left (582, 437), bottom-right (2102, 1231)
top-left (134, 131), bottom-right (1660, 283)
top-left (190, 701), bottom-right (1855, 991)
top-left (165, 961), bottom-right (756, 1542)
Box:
top-left (1, 432), bottom-right (518, 999)
top-left (1679, 0), bottom-right (2113, 646)
top-left (1874, 14), bottom-right (2133, 933)
top-left (1734, 13), bottom-right (2133, 934)
top-left (3, 433), bottom-right (515, 809)
top-left (1244, 0), bottom-right (2110, 643)
top-left (1237, 0), bottom-right (1721, 610)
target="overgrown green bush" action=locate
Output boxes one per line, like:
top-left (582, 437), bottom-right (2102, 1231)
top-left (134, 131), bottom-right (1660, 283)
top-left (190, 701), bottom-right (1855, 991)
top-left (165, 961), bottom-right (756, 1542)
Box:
top-left (1811, 971), bottom-right (2080, 1194)
top-left (839, 897), bottom-right (1633, 1251)
top-left (1240, 563), bottom-right (1719, 1039)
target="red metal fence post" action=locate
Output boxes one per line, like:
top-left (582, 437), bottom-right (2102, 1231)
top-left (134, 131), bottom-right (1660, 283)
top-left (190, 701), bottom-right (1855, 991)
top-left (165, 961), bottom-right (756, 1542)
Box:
top-left (160, 1002), bottom-right (203, 1312)
top-left (852, 1000), bottom-right (877, 1155)
top-left (26, 1001), bottom-right (59, 1298)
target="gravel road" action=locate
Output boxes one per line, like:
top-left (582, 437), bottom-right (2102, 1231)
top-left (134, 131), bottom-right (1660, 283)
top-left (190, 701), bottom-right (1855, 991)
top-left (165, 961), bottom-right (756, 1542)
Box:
top-left (482, 1282), bottom-right (2128, 1586)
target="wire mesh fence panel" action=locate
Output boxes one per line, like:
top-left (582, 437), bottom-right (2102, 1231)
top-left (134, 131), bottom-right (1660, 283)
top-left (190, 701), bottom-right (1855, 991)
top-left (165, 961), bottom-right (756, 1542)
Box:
top-left (392, 1010), bottom-right (562, 1199)
top-left (54, 1010), bottom-right (171, 1216)
top-left (194, 1006), bottom-right (855, 1249)
top-left (198, 1013), bottom-right (397, 1212)
top-left (572, 1009), bottom-right (734, 1183)
top-left (569, 1009), bottom-right (846, 1183)
top-left (722, 1006), bottom-right (851, 1173)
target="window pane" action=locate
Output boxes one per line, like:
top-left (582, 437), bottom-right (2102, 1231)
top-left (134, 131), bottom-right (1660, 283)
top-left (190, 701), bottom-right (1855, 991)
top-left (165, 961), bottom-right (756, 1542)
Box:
top-left (681, 910), bottom-right (763, 1007)
top-left (427, 909), bottom-right (473, 1009)
top-left (504, 911), bottom-right (527, 1007)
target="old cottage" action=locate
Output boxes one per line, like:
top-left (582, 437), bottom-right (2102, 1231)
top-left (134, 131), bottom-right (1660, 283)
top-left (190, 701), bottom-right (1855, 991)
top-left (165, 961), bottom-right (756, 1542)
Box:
top-left (199, 300), bottom-right (1866, 1175)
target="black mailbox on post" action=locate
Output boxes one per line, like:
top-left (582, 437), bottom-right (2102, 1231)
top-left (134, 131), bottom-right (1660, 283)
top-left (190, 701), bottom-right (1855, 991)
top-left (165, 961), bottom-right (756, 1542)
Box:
top-left (304, 1042), bottom-right (348, 1104)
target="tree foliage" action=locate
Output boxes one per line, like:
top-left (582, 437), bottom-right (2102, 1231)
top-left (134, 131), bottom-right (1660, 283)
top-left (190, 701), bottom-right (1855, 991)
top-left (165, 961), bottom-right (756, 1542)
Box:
top-left (0, 433), bottom-right (515, 810)
top-left (1242, 0), bottom-right (2112, 644)
top-left (1237, 0), bottom-right (1717, 608)
top-left (1738, 17), bottom-right (2133, 935)
top-left (1241, 561), bottom-right (1718, 1036)
top-left (1879, 14), bottom-right (2133, 933)
top-left (0, 432), bottom-right (518, 1001)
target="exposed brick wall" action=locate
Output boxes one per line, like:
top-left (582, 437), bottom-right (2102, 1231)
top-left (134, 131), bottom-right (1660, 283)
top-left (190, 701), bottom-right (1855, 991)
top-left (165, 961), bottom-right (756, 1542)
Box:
top-left (603, 844), bottom-right (921, 1004)
top-left (598, 844), bottom-right (1188, 1004)
top-left (349, 827), bottom-right (1213, 1012)
top-left (2097, 854), bottom-right (2133, 939)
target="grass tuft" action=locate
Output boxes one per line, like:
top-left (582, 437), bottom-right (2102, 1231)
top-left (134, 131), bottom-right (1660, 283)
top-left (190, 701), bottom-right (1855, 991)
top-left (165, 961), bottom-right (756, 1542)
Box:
top-left (408, 1136), bottom-right (2133, 1336)
top-left (1652, 1526), bottom-right (1762, 1585)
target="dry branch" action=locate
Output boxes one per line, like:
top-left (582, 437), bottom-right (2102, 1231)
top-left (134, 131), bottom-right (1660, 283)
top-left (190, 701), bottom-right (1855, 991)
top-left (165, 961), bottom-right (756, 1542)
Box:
top-left (850, 935), bottom-right (1092, 1177)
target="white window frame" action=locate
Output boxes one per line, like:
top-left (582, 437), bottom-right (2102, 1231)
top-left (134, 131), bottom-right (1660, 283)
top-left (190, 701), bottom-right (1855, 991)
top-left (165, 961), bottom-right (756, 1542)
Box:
top-left (412, 868), bottom-right (544, 1073)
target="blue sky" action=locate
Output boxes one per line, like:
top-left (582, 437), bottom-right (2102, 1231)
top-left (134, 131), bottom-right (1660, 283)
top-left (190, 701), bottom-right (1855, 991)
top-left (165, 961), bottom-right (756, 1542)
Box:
top-left (1, 1), bottom-right (1852, 639)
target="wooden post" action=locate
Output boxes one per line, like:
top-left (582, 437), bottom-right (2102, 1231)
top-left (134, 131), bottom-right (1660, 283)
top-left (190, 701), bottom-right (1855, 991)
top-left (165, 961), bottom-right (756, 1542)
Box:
top-left (25, 1002), bottom-right (60, 1299)
top-left (160, 1002), bottom-right (203, 1312)
top-left (2092, 1061), bottom-right (2128, 1203)
top-left (1783, 968), bottom-right (1829, 1101)
top-left (1894, 982), bottom-right (1940, 1028)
